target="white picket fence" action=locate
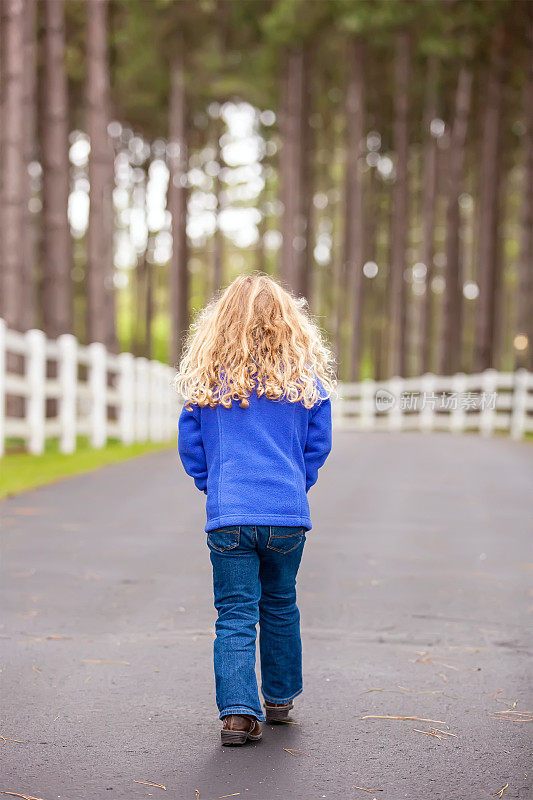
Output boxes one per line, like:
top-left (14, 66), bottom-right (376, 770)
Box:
top-left (0, 318), bottom-right (177, 457)
top-left (1, 318), bottom-right (532, 457)
top-left (334, 370), bottom-right (533, 438)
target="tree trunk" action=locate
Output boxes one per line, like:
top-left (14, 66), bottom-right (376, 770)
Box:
top-left (344, 37), bottom-right (365, 380)
top-left (168, 46), bottom-right (189, 365)
top-left (516, 25), bottom-right (533, 371)
top-left (420, 57), bottom-right (439, 375)
top-left (388, 31), bottom-right (411, 377)
top-left (438, 65), bottom-right (473, 375)
top-left (144, 252), bottom-right (153, 360)
top-left (0, 0), bottom-right (25, 330)
top-left (86, 0), bottom-right (115, 348)
top-left (300, 49), bottom-right (313, 302)
top-left (0, 2), bottom-right (4, 312)
top-left (19, 0), bottom-right (37, 332)
top-left (280, 47), bottom-right (308, 296)
top-left (41, 0), bottom-right (72, 338)
top-left (474, 26), bottom-right (506, 372)
top-left (212, 119), bottom-right (224, 295)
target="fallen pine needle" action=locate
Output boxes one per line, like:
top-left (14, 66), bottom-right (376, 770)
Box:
top-left (494, 709), bottom-right (533, 715)
top-left (0, 737), bottom-right (25, 745)
top-left (53, 715), bottom-right (60, 722)
top-left (278, 720), bottom-right (301, 725)
top-left (431, 728), bottom-right (457, 737)
top-left (434, 661), bottom-right (459, 671)
top-left (493, 784), bottom-right (509, 798)
top-left (219, 795), bottom-right (240, 798)
top-left (354, 787), bottom-right (383, 793)
top-left (360, 715), bottom-right (447, 725)
top-left (283, 748), bottom-right (310, 757)
top-left (436, 673), bottom-right (447, 683)
top-left (82, 659), bottom-right (130, 665)
top-left (413, 729), bottom-right (442, 739)
top-left (3, 793), bottom-right (45, 800)
top-left (32, 666), bottom-right (41, 674)
top-left (133, 780), bottom-right (166, 790)
top-left (491, 690), bottom-right (504, 697)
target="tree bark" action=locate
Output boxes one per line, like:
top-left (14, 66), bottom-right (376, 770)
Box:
top-left (86, 0), bottom-right (115, 348)
top-left (474, 26), bottom-right (506, 372)
top-left (515, 24), bottom-right (533, 371)
top-left (388, 31), bottom-right (411, 377)
top-left (0, 0), bottom-right (25, 329)
top-left (19, 0), bottom-right (37, 331)
top-left (344, 38), bottom-right (365, 380)
top-left (168, 46), bottom-right (189, 365)
top-left (144, 252), bottom-right (153, 360)
top-left (420, 57), bottom-right (439, 375)
top-left (212, 119), bottom-right (224, 296)
top-left (41, 0), bottom-right (72, 338)
top-left (280, 47), bottom-right (308, 296)
top-left (438, 65), bottom-right (473, 375)
top-left (300, 49), bottom-right (313, 303)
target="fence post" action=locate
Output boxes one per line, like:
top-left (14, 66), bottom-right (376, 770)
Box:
top-left (88, 342), bottom-right (107, 448)
top-left (149, 360), bottom-right (162, 441)
top-left (419, 373), bottom-right (436, 432)
top-left (166, 367), bottom-right (177, 440)
top-left (162, 366), bottom-right (174, 441)
top-left (118, 352), bottom-right (135, 445)
top-left (511, 369), bottom-right (528, 440)
top-left (450, 373), bottom-right (467, 433)
top-left (480, 369), bottom-right (497, 437)
top-left (0, 319), bottom-right (5, 457)
top-left (388, 377), bottom-right (403, 431)
top-left (25, 328), bottom-right (46, 455)
top-left (135, 357), bottom-right (149, 441)
top-left (360, 379), bottom-right (376, 430)
top-left (58, 333), bottom-right (78, 454)
top-left (332, 384), bottom-right (344, 429)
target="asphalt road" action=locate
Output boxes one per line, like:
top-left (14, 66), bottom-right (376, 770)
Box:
top-left (1, 432), bottom-right (532, 800)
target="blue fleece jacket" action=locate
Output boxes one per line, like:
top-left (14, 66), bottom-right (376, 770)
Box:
top-left (178, 388), bottom-right (332, 532)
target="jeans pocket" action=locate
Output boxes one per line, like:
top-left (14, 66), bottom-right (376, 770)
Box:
top-left (267, 526), bottom-right (305, 554)
top-left (207, 526), bottom-right (240, 552)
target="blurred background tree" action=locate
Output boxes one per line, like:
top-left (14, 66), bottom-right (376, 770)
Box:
top-left (0, 0), bottom-right (531, 378)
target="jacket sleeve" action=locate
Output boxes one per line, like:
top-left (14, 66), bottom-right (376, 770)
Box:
top-left (178, 403), bottom-right (208, 493)
top-left (304, 397), bottom-right (332, 492)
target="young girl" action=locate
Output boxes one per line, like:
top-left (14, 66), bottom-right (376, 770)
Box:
top-left (176, 274), bottom-right (334, 745)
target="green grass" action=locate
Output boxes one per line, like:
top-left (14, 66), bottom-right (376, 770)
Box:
top-left (0, 438), bottom-right (175, 500)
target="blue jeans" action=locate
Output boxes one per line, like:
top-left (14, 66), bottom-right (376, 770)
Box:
top-left (207, 524), bottom-right (306, 721)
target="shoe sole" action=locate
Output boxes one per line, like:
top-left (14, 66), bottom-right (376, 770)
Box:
top-left (264, 703), bottom-right (293, 724)
top-left (221, 729), bottom-right (262, 746)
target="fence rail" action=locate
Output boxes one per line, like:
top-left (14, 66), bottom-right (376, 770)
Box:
top-left (1, 318), bottom-right (532, 457)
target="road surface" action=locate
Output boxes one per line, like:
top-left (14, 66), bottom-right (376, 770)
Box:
top-left (1, 432), bottom-right (532, 800)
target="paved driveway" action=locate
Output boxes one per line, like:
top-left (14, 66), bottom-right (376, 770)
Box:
top-left (1, 432), bottom-right (531, 799)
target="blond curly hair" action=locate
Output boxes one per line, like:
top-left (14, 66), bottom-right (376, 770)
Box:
top-left (175, 273), bottom-right (336, 409)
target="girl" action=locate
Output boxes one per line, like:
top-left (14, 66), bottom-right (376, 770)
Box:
top-left (176, 274), bottom-right (334, 745)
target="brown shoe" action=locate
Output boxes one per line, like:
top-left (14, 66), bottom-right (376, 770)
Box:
top-left (264, 700), bottom-right (294, 723)
top-left (221, 714), bottom-right (262, 746)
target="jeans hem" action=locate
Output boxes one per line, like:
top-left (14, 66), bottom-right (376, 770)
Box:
top-left (219, 705), bottom-right (266, 722)
top-left (261, 686), bottom-right (303, 704)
